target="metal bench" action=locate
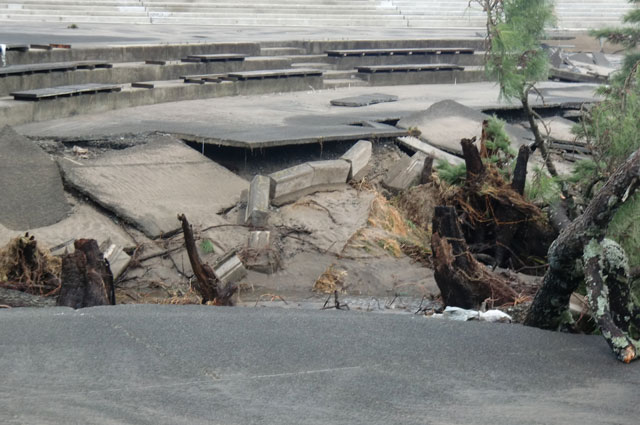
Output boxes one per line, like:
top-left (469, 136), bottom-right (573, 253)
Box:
top-left (11, 83), bottom-right (122, 101)
top-left (326, 48), bottom-right (474, 57)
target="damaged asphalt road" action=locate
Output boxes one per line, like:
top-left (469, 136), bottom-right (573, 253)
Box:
top-left (1, 305), bottom-right (639, 425)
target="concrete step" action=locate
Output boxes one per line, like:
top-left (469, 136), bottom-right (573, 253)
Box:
top-left (323, 78), bottom-right (368, 89)
top-left (261, 47), bottom-right (306, 56)
top-left (291, 62), bottom-right (334, 71)
top-left (323, 70), bottom-right (358, 80)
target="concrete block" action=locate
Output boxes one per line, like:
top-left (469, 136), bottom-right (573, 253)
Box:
top-left (341, 139), bottom-right (372, 180)
top-left (213, 250), bottom-right (247, 286)
top-left (382, 151), bottom-right (428, 193)
top-left (244, 230), bottom-right (279, 274)
top-left (308, 160), bottom-right (351, 186)
top-left (269, 163), bottom-right (315, 204)
top-left (245, 175), bottom-right (271, 228)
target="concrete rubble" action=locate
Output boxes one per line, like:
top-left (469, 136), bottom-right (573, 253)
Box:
top-left (548, 47), bottom-right (619, 83)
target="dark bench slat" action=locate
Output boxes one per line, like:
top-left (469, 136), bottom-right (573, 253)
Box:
top-left (227, 68), bottom-right (322, 81)
top-left (11, 83), bottom-right (121, 101)
top-left (326, 48), bottom-right (475, 57)
top-left (0, 61), bottom-right (112, 77)
top-left (356, 64), bottom-right (465, 73)
top-left (186, 54), bottom-right (246, 63)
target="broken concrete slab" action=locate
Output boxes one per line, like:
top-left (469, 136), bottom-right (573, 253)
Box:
top-left (396, 136), bottom-right (464, 166)
top-left (341, 139), bottom-right (372, 180)
top-left (397, 100), bottom-right (530, 155)
top-left (213, 250), bottom-right (247, 286)
top-left (59, 135), bottom-right (248, 239)
top-left (568, 52), bottom-right (594, 65)
top-left (308, 160), bottom-right (351, 186)
top-left (549, 48), bottom-right (563, 68)
top-left (592, 52), bottom-right (611, 67)
top-left (269, 163), bottom-right (315, 206)
top-left (0, 126), bottom-right (70, 230)
top-left (522, 116), bottom-right (578, 143)
top-left (330, 93), bottom-right (398, 107)
top-left (383, 151), bottom-right (429, 193)
top-left (245, 175), bottom-right (271, 228)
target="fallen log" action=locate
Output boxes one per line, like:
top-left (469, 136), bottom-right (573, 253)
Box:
top-left (431, 205), bottom-right (518, 309)
top-left (178, 214), bottom-right (237, 305)
top-left (57, 239), bottom-right (114, 309)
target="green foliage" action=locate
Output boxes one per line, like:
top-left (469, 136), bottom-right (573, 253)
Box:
top-left (607, 192), bottom-right (640, 268)
top-left (575, 2), bottom-right (640, 272)
top-left (435, 159), bottom-right (466, 186)
top-left (566, 159), bottom-right (601, 184)
top-left (485, 0), bottom-right (555, 100)
top-left (525, 166), bottom-right (561, 204)
top-left (199, 239), bottom-right (215, 254)
top-left (485, 115), bottom-right (516, 157)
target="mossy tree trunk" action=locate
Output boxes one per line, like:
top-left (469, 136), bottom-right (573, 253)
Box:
top-left (524, 148), bottom-right (640, 362)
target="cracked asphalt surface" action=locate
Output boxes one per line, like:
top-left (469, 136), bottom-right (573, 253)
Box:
top-left (1, 305), bottom-right (639, 424)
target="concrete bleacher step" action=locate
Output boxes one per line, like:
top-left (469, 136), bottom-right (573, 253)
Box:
top-left (323, 70), bottom-right (359, 80)
top-left (323, 78), bottom-right (368, 89)
top-left (260, 47), bottom-right (306, 56)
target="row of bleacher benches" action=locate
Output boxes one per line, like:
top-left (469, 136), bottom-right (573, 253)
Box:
top-left (3, 47), bottom-right (474, 100)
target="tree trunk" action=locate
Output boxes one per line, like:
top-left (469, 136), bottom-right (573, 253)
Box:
top-left (431, 206), bottom-right (518, 309)
top-left (57, 239), bottom-right (113, 309)
top-left (524, 148), bottom-right (640, 361)
top-left (511, 145), bottom-right (530, 196)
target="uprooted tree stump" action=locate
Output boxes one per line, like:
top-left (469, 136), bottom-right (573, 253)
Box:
top-left (525, 148), bottom-right (640, 363)
top-left (178, 214), bottom-right (237, 306)
top-left (57, 239), bottom-right (115, 309)
top-left (431, 205), bottom-right (522, 309)
top-left (444, 136), bottom-right (555, 272)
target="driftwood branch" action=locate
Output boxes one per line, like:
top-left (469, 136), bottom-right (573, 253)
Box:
top-left (178, 214), bottom-right (237, 305)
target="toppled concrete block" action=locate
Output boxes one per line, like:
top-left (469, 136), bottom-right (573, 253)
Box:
top-left (308, 160), bottom-right (351, 186)
top-left (568, 52), bottom-right (593, 65)
top-left (383, 151), bottom-right (428, 193)
top-left (269, 163), bottom-right (315, 205)
top-left (243, 230), bottom-right (280, 274)
top-left (245, 175), bottom-right (271, 228)
top-left (213, 250), bottom-right (247, 286)
top-left (397, 136), bottom-right (464, 166)
top-left (341, 140), bottom-right (372, 180)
